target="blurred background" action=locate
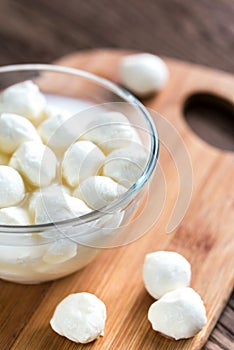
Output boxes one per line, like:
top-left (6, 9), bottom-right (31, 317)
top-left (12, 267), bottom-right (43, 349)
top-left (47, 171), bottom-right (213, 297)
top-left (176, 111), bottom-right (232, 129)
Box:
top-left (0, 0), bottom-right (234, 73)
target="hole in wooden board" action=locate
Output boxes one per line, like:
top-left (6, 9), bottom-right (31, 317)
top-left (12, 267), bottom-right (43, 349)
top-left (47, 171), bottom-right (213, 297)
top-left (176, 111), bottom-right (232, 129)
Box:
top-left (183, 93), bottom-right (234, 151)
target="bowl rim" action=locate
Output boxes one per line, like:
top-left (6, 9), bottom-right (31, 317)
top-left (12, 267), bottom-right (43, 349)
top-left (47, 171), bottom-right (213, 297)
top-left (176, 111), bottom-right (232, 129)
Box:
top-left (0, 63), bottom-right (159, 234)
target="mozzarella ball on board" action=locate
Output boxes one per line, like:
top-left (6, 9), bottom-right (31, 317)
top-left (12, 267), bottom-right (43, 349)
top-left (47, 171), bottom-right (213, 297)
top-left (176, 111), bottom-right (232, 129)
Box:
top-left (9, 141), bottom-right (57, 188)
top-left (0, 165), bottom-right (25, 208)
top-left (0, 80), bottom-right (46, 124)
top-left (103, 143), bottom-right (148, 188)
top-left (50, 292), bottom-right (107, 344)
top-left (62, 141), bottom-right (105, 187)
top-left (0, 113), bottom-right (41, 154)
top-left (148, 287), bottom-right (207, 340)
top-left (142, 251), bottom-right (191, 299)
top-left (74, 176), bottom-right (127, 210)
top-left (0, 207), bottom-right (30, 225)
top-left (82, 112), bottom-right (140, 153)
top-left (119, 53), bottom-right (169, 97)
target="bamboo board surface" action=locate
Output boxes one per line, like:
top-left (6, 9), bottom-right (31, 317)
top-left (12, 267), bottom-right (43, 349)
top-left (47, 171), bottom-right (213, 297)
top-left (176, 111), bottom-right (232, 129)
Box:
top-left (0, 50), bottom-right (233, 350)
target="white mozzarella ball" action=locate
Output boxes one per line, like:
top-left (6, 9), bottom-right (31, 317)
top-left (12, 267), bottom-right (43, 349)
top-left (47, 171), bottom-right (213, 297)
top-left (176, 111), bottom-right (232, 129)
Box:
top-left (36, 245), bottom-right (99, 275)
top-left (103, 144), bottom-right (148, 188)
top-left (0, 244), bottom-right (45, 264)
top-left (74, 176), bottom-right (127, 210)
top-left (0, 113), bottom-right (41, 154)
top-left (38, 112), bottom-right (79, 154)
top-left (43, 105), bottom-right (69, 119)
top-left (82, 112), bottom-right (140, 153)
top-left (9, 141), bottom-right (57, 188)
top-left (30, 193), bottom-right (90, 225)
top-left (42, 239), bottom-right (78, 264)
top-left (0, 165), bottom-right (25, 208)
top-left (142, 251), bottom-right (191, 299)
top-left (0, 80), bottom-right (46, 124)
top-left (148, 288), bottom-right (207, 340)
top-left (77, 211), bottom-right (124, 248)
top-left (29, 186), bottom-right (91, 224)
top-left (28, 184), bottom-right (70, 216)
top-left (0, 207), bottom-right (30, 225)
top-left (50, 292), bottom-right (107, 343)
top-left (119, 53), bottom-right (169, 97)
top-left (62, 141), bottom-right (105, 187)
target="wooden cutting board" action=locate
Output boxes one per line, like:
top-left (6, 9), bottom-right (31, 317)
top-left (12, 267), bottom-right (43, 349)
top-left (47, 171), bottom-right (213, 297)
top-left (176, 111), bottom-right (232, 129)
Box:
top-left (0, 50), bottom-right (233, 350)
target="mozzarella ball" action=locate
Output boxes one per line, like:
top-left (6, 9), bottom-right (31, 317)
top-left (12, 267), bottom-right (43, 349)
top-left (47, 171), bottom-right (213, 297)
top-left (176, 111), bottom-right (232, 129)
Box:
top-left (0, 113), bottom-right (41, 154)
top-left (119, 53), bottom-right (169, 97)
top-left (74, 176), bottom-right (127, 210)
top-left (148, 288), bottom-right (207, 340)
top-left (28, 184), bottom-right (70, 216)
top-left (36, 245), bottom-right (99, 275)
top-left (0, 166), bottom-right (25, 208)
top-left (29, 186), bottom-right (91, 224)
top-left (0, 207), bottom-right (30, 225)
top-left (50, 292), bottom-right (107, 343)
top-left (77, 211), bottom-right (124, 248)
top-left (9, 141), bottom-right (57, 188)
top-left (43, 105), bottom-right (69, 119)
top-left (42, 240), bottom-right (78, 264)
top-left (38, 112), bottom-right (78, 154)
top-left (0, 244), bottom-right (45, 264)
top-left (82, 112), bottom-right (140, 153)
top-left (103, 144), bottom-right (148, 188)
top-left (142, 251), bottom-right (191, 299)
top-left (0, 80), bottom-right (46, 124)
top-left (30, 192), bottom-right (90, 225)
top-left (62, 141), bottom-right (105, 187)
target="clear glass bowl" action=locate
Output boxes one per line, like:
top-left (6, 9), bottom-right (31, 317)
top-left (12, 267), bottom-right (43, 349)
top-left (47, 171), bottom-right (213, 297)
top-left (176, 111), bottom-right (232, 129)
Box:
top-left (0, 64), bottom-right (159, 284)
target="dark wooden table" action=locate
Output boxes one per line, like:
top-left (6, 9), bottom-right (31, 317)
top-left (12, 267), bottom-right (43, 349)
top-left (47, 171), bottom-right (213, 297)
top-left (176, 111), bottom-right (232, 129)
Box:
top-left (0, 1), bottom-right (233, 349)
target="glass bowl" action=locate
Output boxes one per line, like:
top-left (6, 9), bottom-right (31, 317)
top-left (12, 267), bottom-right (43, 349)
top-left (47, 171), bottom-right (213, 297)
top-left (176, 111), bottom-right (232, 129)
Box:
top-left (0, 64), bottom-right (159, 284)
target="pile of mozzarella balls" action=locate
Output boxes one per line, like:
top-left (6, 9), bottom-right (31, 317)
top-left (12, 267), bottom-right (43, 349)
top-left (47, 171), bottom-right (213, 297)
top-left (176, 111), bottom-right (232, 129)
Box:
top-left (0, 80), bottom-right (147, 226)
top-left (143, 251), bottom-right (207, 340)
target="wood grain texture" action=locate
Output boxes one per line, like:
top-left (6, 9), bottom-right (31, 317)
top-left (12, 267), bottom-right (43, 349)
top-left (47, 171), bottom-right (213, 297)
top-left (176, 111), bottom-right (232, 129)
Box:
top-left (0, 50), bottom-right (233, 350)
